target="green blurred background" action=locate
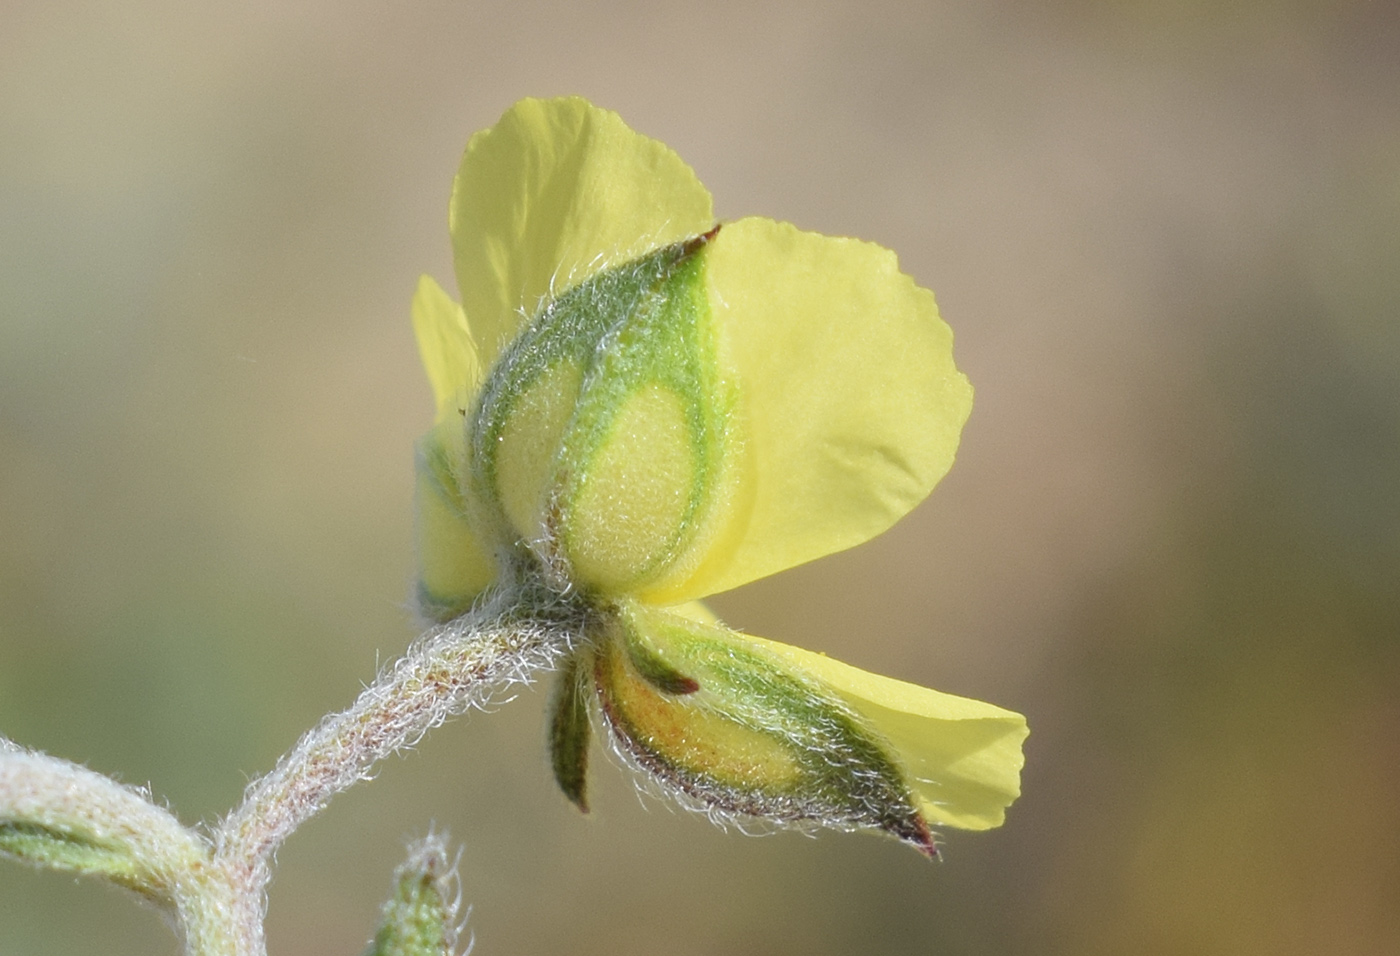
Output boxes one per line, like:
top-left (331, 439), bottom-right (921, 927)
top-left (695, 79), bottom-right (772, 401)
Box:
top-left (3, 1), bottom-right (1398, 953)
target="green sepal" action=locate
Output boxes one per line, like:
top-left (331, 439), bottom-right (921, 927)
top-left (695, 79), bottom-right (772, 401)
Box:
top-left (593, 600), bottom-right (936, 854)
top-left (0, 821), bottom-right (150, 893)
top-left (469, 228), bottom-right (732, 595)
top-left (363, 835), bottom-right (459, 956)
top-left (548, 651), bottom-right (593, 812)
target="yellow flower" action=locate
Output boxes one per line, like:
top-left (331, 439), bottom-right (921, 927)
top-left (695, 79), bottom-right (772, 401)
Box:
top-left (411, 97), bottom-right (1026, 854)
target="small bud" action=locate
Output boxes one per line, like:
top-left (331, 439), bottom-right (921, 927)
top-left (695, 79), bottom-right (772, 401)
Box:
top-left (364, 833), bottom-right (463, 956)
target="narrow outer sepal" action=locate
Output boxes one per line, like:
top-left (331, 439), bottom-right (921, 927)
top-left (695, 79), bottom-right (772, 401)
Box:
top-left (548, 651), bottom-right (593, 812)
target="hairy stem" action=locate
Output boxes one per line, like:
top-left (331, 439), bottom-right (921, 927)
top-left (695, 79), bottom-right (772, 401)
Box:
top-left (209, 589), bottom-right (578, 956)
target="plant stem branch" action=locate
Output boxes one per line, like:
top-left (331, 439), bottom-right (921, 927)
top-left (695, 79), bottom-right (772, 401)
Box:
top-left (209, 592), bottom-right (575, 956)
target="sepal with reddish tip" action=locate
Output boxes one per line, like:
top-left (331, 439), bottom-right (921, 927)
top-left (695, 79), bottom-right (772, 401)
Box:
top-left (551, 600), bottom-right (941, 855)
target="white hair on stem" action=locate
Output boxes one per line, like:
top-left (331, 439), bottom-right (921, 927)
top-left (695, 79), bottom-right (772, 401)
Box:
top-left (210, 584), bottom-right (582, 956)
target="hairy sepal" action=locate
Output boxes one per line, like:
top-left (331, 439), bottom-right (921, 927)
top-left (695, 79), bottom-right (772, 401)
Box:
top-left (591, 601), bottom-right (935, 854)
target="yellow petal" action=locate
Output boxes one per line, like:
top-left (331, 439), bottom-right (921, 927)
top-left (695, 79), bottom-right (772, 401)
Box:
top-left (450, 97), bottom-right (714, 371)
top-left (677, 217), bottom-right (973, 599)
top-left (665, 600), bottom-right (719, 625)
top-left (730, 631), bottom-right (1027, 830)
top-left (414, 418), bottom-right (497, 620)
top-left (410, 274), bottom-right (480, 421)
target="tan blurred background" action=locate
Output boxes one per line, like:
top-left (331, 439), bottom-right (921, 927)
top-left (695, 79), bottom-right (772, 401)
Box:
top-left (3, 1), bottom-right (1398, 954)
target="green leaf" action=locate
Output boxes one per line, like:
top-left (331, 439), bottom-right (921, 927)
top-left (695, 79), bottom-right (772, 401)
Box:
top-left (0, 748), bottom-right (208, 903)
top-left (0, 821), bottom-right (148, 891)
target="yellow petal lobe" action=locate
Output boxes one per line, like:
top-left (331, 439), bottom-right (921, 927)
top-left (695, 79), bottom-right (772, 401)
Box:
top-left (666, 600), bottom-right (719, 625)
top-left (410, 274), bottom-right (479, 422)
top-left (450, 97), bottom-right (714, 370)
top-left (680, 218), bottom-right (973, 599)
top-left (415, 419), bottom-right (497, 620)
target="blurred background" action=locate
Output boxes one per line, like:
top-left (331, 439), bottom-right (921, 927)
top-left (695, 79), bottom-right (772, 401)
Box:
top-left (3, 1), bottom-right (1398, 953)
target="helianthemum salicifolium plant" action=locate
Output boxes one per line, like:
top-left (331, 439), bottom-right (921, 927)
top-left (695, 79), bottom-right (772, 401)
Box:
top-left (0, 96), bottom-right (1026, 956)
top-left (412, 96), bottom-right (1027, 852)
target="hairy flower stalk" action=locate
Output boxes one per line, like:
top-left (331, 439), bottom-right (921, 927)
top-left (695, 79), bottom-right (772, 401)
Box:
top-left (5, 587), bottom-right (582, 956)
top-left (0, 746), bottom-right (207, 901)
top-left (213, 581), bottom-right (583, 955)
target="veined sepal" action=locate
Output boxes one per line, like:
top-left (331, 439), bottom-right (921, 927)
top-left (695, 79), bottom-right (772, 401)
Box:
top-left (576, 599), bottom-right (939, 855)
top-left (468, 229), bottom-right (735, 598)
